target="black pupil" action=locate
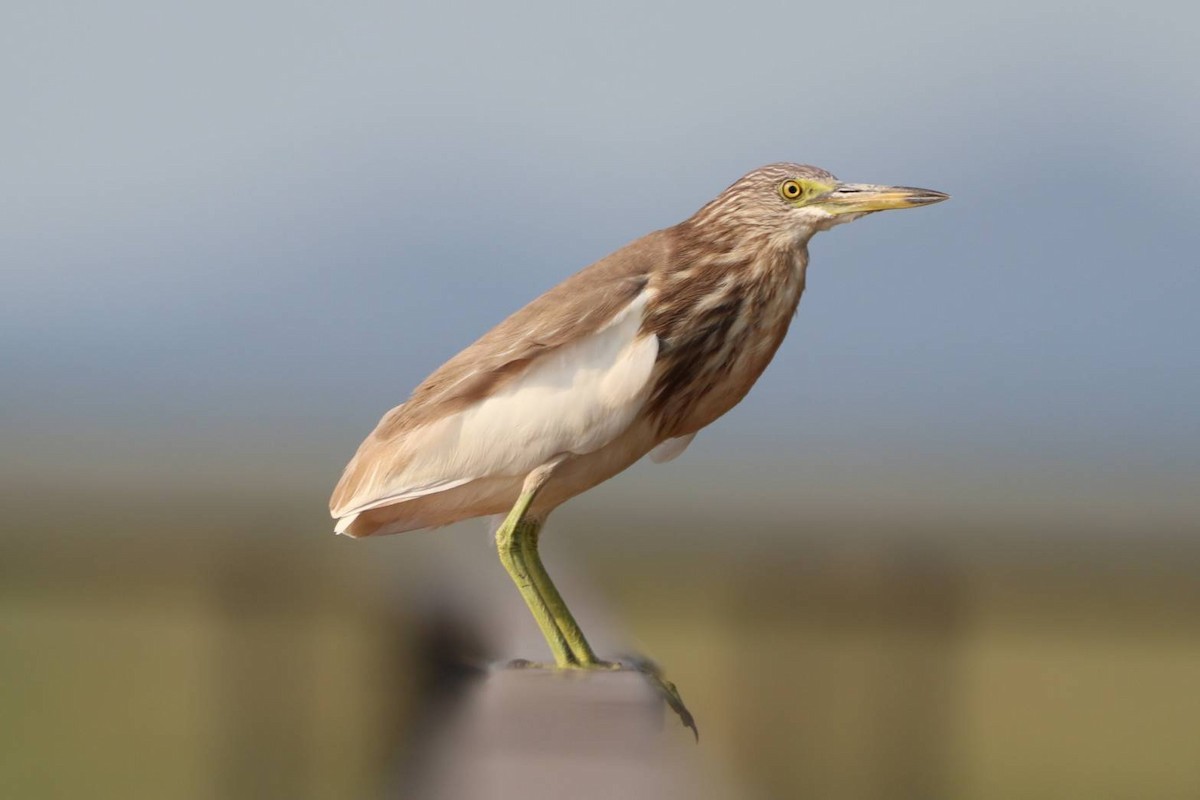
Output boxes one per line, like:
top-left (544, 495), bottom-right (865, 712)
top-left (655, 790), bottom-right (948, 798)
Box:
top-left (787, 183), bottom-right (799, 195)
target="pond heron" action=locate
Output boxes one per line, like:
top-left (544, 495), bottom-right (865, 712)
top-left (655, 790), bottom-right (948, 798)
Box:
top-left (330, 163), bottom-right (947, 723)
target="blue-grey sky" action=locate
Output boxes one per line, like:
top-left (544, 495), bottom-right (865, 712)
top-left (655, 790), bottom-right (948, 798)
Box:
top-left (4, 0), bottom-right (1199, 505)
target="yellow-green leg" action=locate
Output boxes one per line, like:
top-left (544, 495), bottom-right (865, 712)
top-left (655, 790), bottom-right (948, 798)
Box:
top-left (518, 519), bottom-right (600, 666)
top-left (493, 485), bottom-right (580, 668)
top-left (495, 460), bottom-right (698, 739)
top-left (494, 459), bottom-right (599, 667)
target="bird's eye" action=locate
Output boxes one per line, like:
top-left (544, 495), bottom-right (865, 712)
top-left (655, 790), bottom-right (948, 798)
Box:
top-left (780, 180), bottom-right (803, 200)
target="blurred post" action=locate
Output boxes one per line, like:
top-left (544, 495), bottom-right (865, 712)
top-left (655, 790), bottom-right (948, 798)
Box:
top-left (407, 668), bottom-right (709, 800)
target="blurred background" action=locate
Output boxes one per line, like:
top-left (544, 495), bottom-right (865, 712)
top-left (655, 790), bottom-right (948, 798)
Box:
top-left (3, 0), bottom-right (1199, 797)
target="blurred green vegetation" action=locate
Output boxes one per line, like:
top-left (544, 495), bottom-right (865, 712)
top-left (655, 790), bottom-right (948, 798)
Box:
top-left (2, 481), bottom-right (1198, 799)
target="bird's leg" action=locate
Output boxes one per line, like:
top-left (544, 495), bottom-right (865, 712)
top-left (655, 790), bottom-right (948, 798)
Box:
top-left (520, 520), bottom-right (700, 737)
top-left (496, 457), bottom-right (599, 667)
top-left (498, 462), bottom-right (697, 738)
top-left (519, 518), bottom-right (600, 666)
top-left (494, 480), bottom-right (578, 668)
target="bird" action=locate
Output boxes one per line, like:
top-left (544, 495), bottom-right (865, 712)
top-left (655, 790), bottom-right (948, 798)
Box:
top-left (330, 163), bottom-right (947, 679)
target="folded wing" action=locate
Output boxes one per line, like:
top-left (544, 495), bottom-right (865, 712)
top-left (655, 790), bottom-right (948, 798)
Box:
top-left (330, 232), bottom-right (668, 531)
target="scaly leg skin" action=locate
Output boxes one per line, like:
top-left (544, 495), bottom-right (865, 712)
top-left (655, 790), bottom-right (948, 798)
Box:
top-left (495, 462), bottom-right (698, 740)
top-left (494, 483), bottom-right (578, 668)
top-left (518, 519), bottom-right (598, 665)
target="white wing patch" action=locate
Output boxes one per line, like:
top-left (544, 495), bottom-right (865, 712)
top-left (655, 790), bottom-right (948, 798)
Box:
top-left (334, 290), bottom-right (658, 520)
top-left (648, 432), bottom-right (696, 463)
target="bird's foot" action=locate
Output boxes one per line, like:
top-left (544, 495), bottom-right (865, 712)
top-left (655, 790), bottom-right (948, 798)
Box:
top-left (501, 658), bottom-right (540, 669)
top-left (497, 656), bottom-right (696, 739)
top-left (616, 656), bottom-right (698, 741)
top-left (498, 658), bottom-right (617, 670)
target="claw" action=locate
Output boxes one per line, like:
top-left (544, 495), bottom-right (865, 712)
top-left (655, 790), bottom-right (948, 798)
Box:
top-left (618, 656), bottom-right (699, 741)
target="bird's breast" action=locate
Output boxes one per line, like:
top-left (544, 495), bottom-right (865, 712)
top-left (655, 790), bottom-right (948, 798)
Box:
top-left (642, 245), bottom-right (808, 438)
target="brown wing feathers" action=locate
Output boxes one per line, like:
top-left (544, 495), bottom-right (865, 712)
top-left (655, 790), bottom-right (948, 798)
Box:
top-left (329, 230), bottom-right (667, 516)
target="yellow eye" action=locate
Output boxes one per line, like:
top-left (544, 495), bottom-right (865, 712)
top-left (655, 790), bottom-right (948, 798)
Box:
top-left (780, 180), bottom-right (804, 200)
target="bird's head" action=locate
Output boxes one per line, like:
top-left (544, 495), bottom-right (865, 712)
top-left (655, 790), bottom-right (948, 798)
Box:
top-left (691, 163), bottom-right (948, 245)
